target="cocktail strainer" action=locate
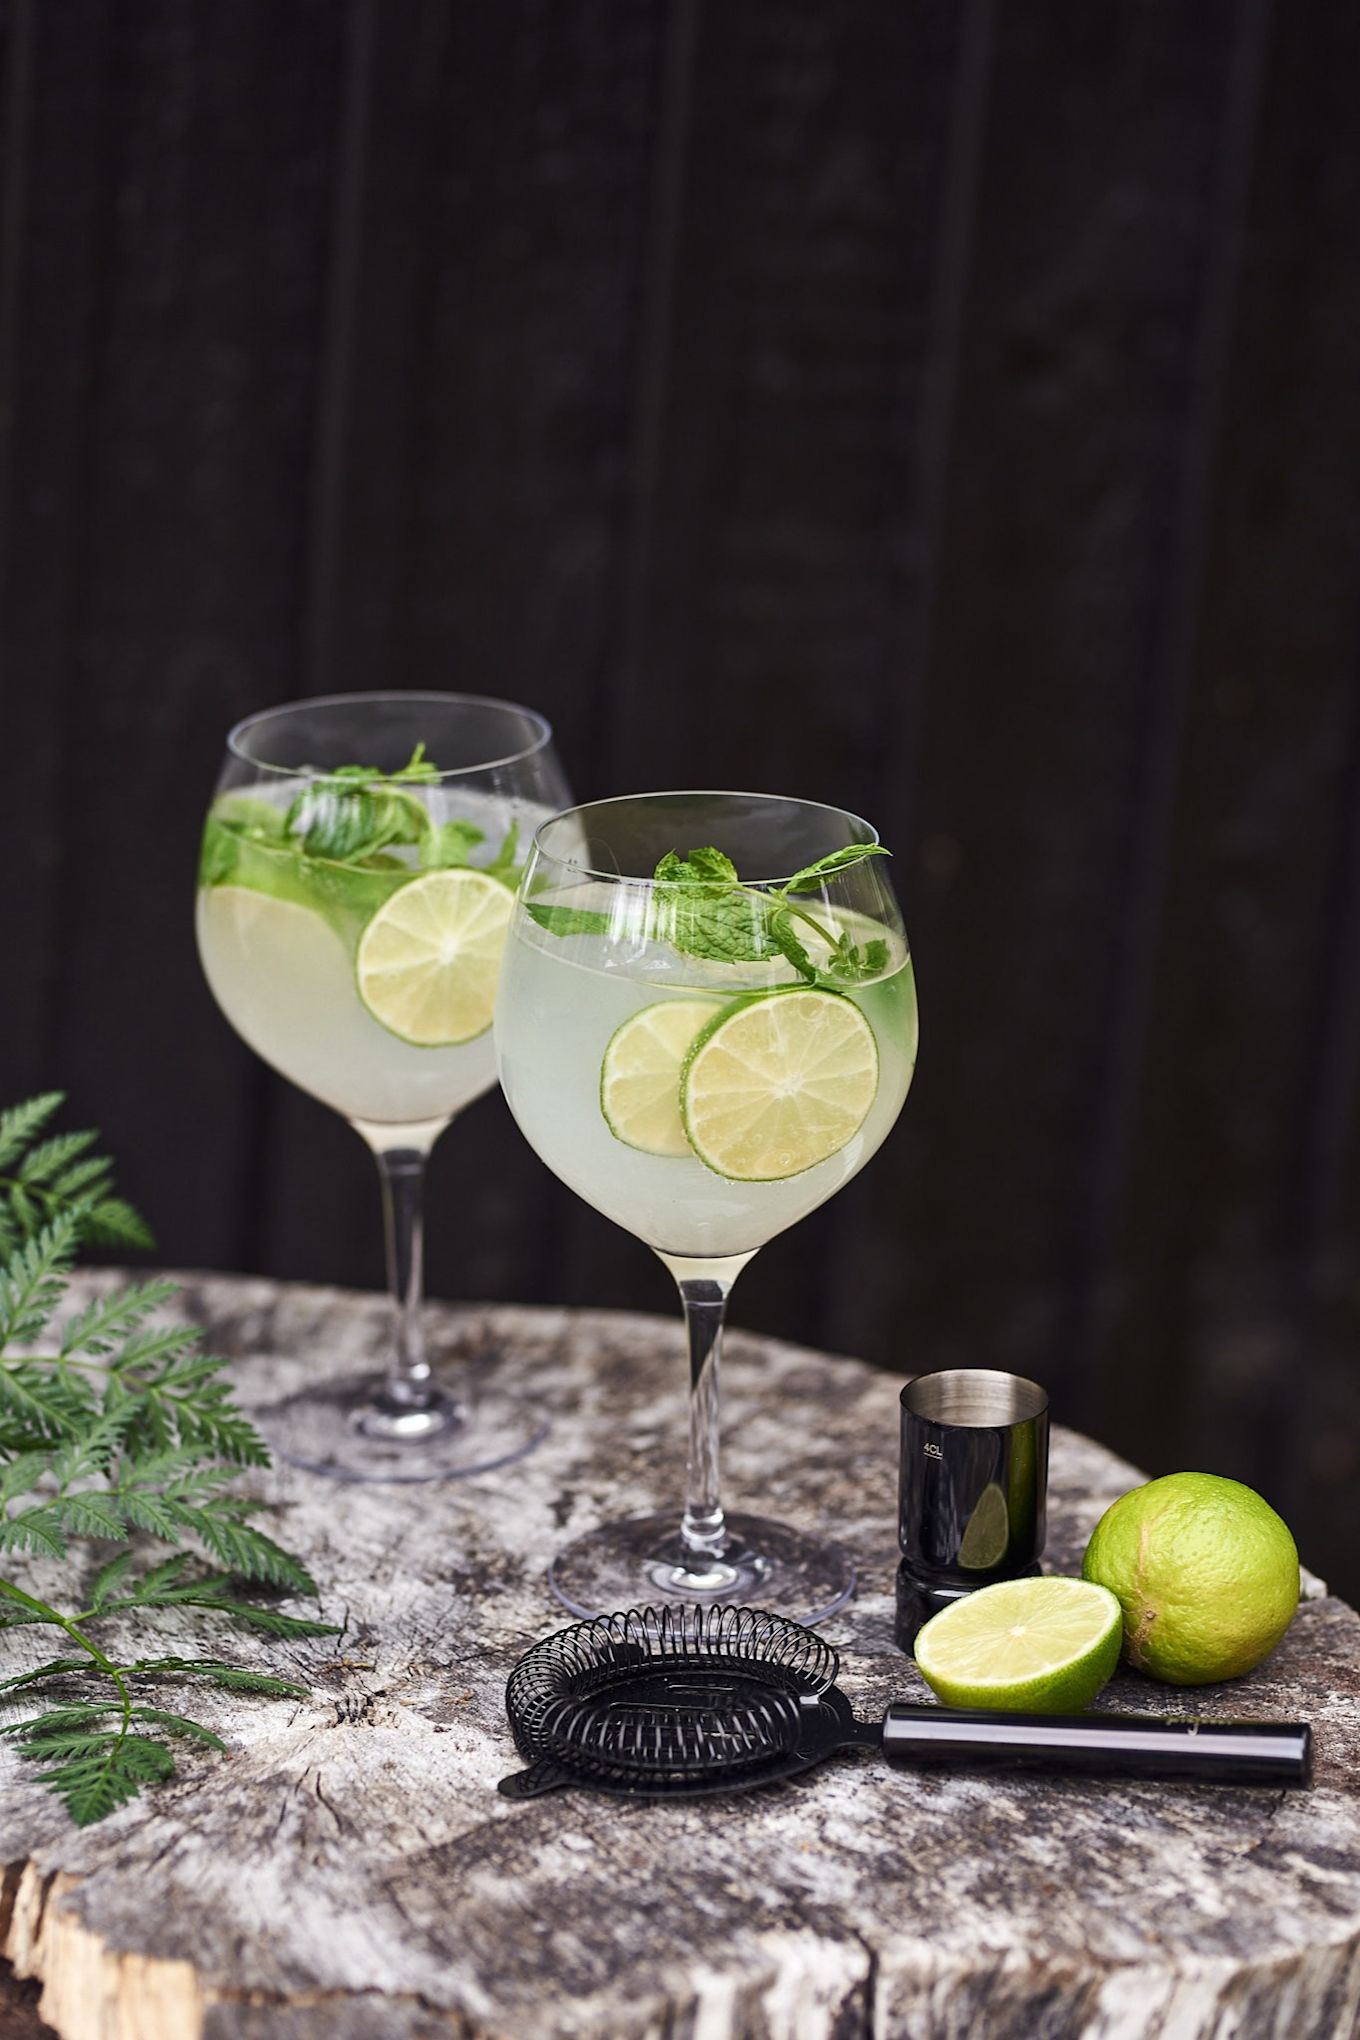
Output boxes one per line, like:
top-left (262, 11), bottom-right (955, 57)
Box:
top-left (498, 1604), bottom-right (1311, 1801)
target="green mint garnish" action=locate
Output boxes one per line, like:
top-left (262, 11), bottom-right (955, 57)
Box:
top-left (526, 840), bottom-right (893, 985)
top-left (653, 848), bottom-right (779, 965)
top-left (283, 745), bottom-right (439, 864)
top-left (526, 901), bottom-right (612, 937)
top-left (430, 819), bottom-right (486, 869)
top-left (483, 820), bottom-right (521, 888)
top-left (201, 744), bottom-right (524, 910)
top-left (648, 841), bottom-right (892, 983)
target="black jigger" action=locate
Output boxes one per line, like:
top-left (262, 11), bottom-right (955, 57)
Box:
top-left (896, 1369), bottom-right (1050, 1650)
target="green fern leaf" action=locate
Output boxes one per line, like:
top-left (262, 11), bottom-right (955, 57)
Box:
top-left (18, 1131), bottom-right (99, 1186)
top-left (130, 1656), bottom-right (310, 1697)
top-left (0, 1215), bottom-right (80, 1344)
top-left (81, 1198), bottom-right (155, 1251)
top-left (38, 1733), bottom-right (177, 1825)
top-left (88, 1553), bottom-right (137, 1608)
top-left (0, 1507), bottom-right (67, 1557)
top-left (183, 1509), bottom-right (318, 1594)
top-left (0, 1093), bottom-right (64, 1171)
top-left (0, 1657), bottom-right (93, 1694)
top-left (60, 1281), bottom-right (178, 1357)
top-left (51, 1491), bottom-right (129, 1540)
top-left (129, 1707), bottom-right (226, 1750)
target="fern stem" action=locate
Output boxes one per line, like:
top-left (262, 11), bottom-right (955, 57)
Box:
top-left (0, 1579), bottom-right (133, 1739)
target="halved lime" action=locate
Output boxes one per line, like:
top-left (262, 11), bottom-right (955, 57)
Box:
top-left (679, 988), bottom-right (878, 1181)
top-left (355, 869), bottom-right (513, 1046)
top-left (914, 1575), bottom-right (1122, 1713)
top-left (600, 1000), bottom-right (725, 1155)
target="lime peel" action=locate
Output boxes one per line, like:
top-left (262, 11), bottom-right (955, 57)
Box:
top-left (355, 868), bottom-right (514, 1047)
top-left (600, 1000), bottom-right (725, 1156)
top-left (1082, 1472), bottom-right (1300, 1687)
top-left (680, 987), bottom-right (879, 1182)
top-left (914, 1576), bottom-right (1122, 1714)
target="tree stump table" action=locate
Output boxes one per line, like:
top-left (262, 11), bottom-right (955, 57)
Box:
top-left (3, 1273), bottom-right (1360, 2040)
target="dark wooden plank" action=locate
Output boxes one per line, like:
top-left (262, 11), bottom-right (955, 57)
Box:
top-left (260, 0), bottom-right (668, 1303)
top-left (547, 0), bottom-right (964, 1339)
top-left (16, 2), bottom-right (347, 1266)
top-left (1089, 0), bottom-right (1360, 1604)
top-left (831, 0), bottom-right (1244, 1394)
top-left (1071, 0), bottom-right (1276, 1441)
top-left (0, 0), bottom-right (109, 1101)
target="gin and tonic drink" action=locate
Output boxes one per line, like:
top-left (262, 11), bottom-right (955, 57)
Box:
top-left (197, 691), bottom-right (570, 1480)
top-left (496, 792), bottom-right (917, 1617)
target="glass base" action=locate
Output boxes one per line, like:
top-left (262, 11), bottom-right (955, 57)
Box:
top-left (260, 1372), bottom-right (548, 1484)
top-left (548, 1511), bottom-right (855, 1623)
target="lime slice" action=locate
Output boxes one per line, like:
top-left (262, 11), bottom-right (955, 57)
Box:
top-left (355, 870), bottom-right (514, 1046)
top-left (680, 989), bottom-right (878, 1181)
top-left (914, 1576), bottom-right (1122, 1714)
top-left (600, 1000), bottom-right (725, 1155)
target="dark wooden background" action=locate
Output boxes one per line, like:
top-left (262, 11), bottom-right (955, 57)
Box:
top-left (1, 0), bottom-right (1358, 1600)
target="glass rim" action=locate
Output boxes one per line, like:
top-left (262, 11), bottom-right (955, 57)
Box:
top-left (530, 789), bottom-right (882, 889)
top-left (226, 690), bottom-right (555, 780)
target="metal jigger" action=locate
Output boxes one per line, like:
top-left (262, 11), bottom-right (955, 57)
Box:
top-left (896, 1369), bottom-right (1050, 1651)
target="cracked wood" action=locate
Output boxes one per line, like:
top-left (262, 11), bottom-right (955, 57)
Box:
top-left (3, 1273), bottom-right (1360, 2040)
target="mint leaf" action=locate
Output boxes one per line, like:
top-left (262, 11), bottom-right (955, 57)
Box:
top-left (283, 783), bottom-right (428, 864)
top-left (766, 908), bottom-right (817, 984)
top-left (390, 742), bottom-right (439, 782)
top-left (652, 847), bottom-right (776, 964)
top-left (780, 843), bottom-right (890, 894)
top-left (526, 901), bottom-right (611, 937)
top-left (484, 821), bottom-right (521, 887)
top-left (431, 819), bottom-right (485, 869)
top-left (656, 846), bottom-right (739, 888)
top-left (281, 747), bottom-right (442, 864)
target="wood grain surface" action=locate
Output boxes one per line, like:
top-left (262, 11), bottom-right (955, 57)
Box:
top-left (2, 1273), bottom-right (1358, 2039)
top-left (0, 4), bottom-right (1358, 1604)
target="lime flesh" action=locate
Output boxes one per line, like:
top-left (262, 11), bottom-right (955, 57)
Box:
top-left (680, 988), bottom-right (879, 1181)
top-left (914, 1576), bottom-right (1122, 1713)
top-left (600, 999), bottom-right (724, 1155)
top-left (355, 869), bottom-right (513, 1046)
top-left (1082, 1472), bottom-right (1299, 1686)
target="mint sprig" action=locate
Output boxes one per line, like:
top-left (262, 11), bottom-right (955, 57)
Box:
top-left (204, 744), bottom-right (523, 889)
top-left (284, 742), bottom-right (439, 864)
top-left (528, 841), bottom-right (893, 986)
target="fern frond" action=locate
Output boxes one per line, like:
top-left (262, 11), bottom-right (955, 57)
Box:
top-left (0, 1657), bottom-right (93, 1693)
top-left (129, 1707), bottom-right (225, 1750)
top-left (80, 1198), bottom-right (154, 1251)
top-left (35, 1733), bottom-right (176, 1825)
top-left (60, 1281), bottom-right (179, 1358)
top-left (0, 1216), bottom-right (81, 1345)
top-left (18, 1131), bottom-right (99, 1186)
top-left (129, 1656), bottom-right (310, 1697)
top-left (0, 1093), bottom-right (64, 1171)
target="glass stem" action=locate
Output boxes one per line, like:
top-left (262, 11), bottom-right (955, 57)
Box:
top-left (376, 1148), bottom-right (432, 1411)
top-left (678, 1277), bottom-right (731, 1560)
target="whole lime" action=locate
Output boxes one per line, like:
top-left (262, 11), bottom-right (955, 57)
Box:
top-left (1081, 1472), bottom-right (1299, 1686)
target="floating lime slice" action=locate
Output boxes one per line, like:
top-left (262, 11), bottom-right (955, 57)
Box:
top-left (914, 1576), bottom-right (1122, 1714)
top-left (600, 1000), bottom-right (725, 1156)
top-left (679, 988), bottom-right (878, 1182)
top-left (355, 869), bottom-right (513, 1046)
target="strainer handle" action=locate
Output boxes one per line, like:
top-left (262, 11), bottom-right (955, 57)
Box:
top-left (880, 1706), bottom-right (1312, 1786)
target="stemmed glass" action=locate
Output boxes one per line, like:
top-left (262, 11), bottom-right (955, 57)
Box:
top-left (195, 691), bottom-right (571, 1481)
top-left (495, 792), bottom-right (918, 1618)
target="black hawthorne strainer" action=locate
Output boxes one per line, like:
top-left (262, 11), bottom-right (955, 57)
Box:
top-left (498, 1604), bottom-right (1311, 1801)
